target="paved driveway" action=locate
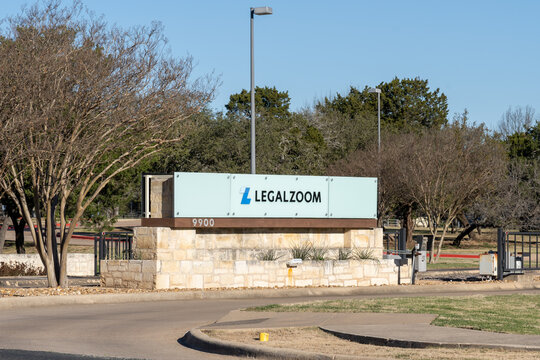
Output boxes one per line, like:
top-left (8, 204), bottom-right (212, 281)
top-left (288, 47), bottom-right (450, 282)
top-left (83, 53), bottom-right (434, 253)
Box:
top-left (0, 288), bottom-right (538, 359)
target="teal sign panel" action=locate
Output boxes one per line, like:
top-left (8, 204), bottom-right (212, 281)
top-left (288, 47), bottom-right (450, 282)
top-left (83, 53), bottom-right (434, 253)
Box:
top-left (230, 174), bottom-right (329, 218)
top-left (328, 176), bottom-right (378, 219)
top-left (173, 172), bottom-right (230, 217)
top-left (173, 172), bottom-right (377, 219)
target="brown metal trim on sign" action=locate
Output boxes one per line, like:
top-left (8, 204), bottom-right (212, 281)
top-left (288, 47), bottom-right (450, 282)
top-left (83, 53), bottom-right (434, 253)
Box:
top-left (141, 217), bottom-right (377, 229)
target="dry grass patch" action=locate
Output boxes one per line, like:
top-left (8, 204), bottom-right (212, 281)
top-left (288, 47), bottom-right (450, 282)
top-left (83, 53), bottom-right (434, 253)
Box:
top-left (203, 327), bottom-right (539, 360)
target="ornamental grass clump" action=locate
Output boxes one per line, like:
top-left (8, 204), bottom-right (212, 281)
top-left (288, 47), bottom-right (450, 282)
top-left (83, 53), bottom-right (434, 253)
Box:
top-left (289, 242), bottom-right (313, 260)
top-left (352, 248), bottom-right (379, 263)
top-left (309, 247), bottom-right (329, 261)
top-left (336, 248), bottom-right (352, 260)
top-left (257, 249), bottom-right (283, 261)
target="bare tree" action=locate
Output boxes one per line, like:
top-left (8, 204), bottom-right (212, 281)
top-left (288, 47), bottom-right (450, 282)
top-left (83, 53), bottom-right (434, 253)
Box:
top-left (0, 1), bottom-right (215, 286)
top-left (404, 119), bottom-right (506, 261)
top-left (473, 159), bottom-right (539, 231)
top-left (328, 131), bottom-right (417, 243)
top-left (499, 106), bottom-right (536, 138)
top-left (331, 114), bottom-right (507, 260)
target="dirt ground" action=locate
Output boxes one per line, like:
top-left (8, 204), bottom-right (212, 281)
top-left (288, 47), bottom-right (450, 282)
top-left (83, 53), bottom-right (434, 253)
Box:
top-left (204, 327), bottom-right (540, 360)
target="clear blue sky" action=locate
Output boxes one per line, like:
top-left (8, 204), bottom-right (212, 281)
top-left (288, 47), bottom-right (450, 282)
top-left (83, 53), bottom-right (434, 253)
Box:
top-left (4, 0), bottom-right (540, 129)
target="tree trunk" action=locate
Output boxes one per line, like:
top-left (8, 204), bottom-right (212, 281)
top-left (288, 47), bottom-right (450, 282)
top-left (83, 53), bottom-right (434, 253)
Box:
top-left (457, 213), bottom-right (477, 241)
top-left (45, 260), bottom-right (59, 287)
top-left (426, 215), bottom-right (438, 263)
top-left (452, 224), bottom-right (479, 247)
top-left (15, 222), bottom-right (26, 254)
top-left (401, 203), bottom-right (415, 246)
top-left (0, 216), bottom-right (11, 253)
top-left (9, 213), bottom-right (26, 254)
top-left (434, 222), bottom-right (452, 262)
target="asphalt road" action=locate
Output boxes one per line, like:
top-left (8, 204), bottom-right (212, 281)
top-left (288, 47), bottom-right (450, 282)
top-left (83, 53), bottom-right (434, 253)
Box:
top-left (0, 288), bottom-right (538, 360)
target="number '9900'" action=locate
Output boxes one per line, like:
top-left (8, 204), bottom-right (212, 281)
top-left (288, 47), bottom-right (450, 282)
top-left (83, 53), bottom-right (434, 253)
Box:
top-left (191, 218), bottom-right (214, 227)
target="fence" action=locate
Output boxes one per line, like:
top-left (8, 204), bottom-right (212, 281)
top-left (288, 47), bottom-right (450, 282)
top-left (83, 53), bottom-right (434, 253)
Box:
top-left (94, 232), bottom-right (133, 275)
top-left (383, 228), bottom-right (407, 258)
top-left (497, 229), bottom-right (540, 279)
top-left (382, 218), bottom-right (401, 228)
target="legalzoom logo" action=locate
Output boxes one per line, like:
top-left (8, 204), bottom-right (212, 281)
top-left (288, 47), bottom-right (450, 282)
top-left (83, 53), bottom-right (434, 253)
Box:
top-left (240, 187), bottom-right (321, 204)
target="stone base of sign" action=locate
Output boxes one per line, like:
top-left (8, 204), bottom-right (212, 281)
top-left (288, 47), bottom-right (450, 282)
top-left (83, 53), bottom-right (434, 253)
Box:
top-left (100, 258), bottom-right (409, 289)
top-left (100, 227), bottom-right (411, 289)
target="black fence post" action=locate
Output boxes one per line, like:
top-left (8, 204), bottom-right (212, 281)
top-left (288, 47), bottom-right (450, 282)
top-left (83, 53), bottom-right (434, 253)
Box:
top-left (411, 245), bottom-right (417, 285)
top-left (398, 228), bottom-right (407, 260)
top-left (99, 232), bottom-right (105, 268)
top-left (94, 235), bottom-right (98, 276)
top-left (497, 228), bottom-right (504, 280)
top-left (128, 234), bottom-right (133, 259)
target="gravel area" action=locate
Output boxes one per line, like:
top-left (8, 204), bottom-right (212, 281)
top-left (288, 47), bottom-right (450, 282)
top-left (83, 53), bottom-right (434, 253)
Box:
top-left (0, 276), bottom-right (537, 298)
top-left (0, 286), bottom-right (177, 297)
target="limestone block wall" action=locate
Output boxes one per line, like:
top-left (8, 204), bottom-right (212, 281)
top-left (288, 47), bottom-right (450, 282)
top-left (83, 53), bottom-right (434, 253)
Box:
top-left (0, 253), bottom-right (94, 276)
top-left (101, 258), bottom-right (411, 289)
top-left (132, 227), bottom-right (384, 262)
top-left (100, 226), bottom-right (411, 289)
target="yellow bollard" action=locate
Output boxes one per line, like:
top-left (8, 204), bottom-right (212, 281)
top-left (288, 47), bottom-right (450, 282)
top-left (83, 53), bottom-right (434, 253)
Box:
top-left (259, 332), bottom-right (269, 342)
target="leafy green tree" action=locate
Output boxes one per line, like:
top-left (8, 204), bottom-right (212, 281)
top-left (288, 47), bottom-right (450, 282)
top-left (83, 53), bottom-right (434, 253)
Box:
top-left (152, 109), bottom-right (327, 176)
top-left (154, 110), bottom-right (250, 174)
top-left (225, 86), bottom-right (291, 119)
top-left (151, 84), bottom-right (329, 176)
top-left (318, 77), bottom-right (448, 132)
top-left (507, 121), bottom-right (540, 160)
top-left (256, 111), bottom-right (327, 175)
top-left (305, 108), bottom-right (377, 162)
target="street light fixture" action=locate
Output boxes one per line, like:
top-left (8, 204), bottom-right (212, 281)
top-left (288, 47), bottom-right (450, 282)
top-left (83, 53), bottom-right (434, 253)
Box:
top-left (250, 6), bottom-right (273, 174)
top-left (368, 87), bottom-right (381, 153)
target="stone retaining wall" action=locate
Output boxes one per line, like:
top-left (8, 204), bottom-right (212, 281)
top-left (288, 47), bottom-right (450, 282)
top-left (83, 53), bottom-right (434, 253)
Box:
top-left (0, 253), bottom-right (94, 276)
top-left (100, 226), bottom-right (411, 289)
top-left (101, 258), bottom-right (410, 289)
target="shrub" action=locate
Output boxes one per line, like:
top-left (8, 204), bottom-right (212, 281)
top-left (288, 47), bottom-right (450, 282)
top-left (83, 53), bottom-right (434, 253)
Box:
top-left (0, 263), bottom-right (46, 276)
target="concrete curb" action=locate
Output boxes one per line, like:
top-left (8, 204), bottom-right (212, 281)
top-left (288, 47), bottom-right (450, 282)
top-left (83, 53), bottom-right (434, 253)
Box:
top-left (319, 327), bottom-right (540, 352)
top-left (180, 328), bottom-right (361, 360)
top-left (1, 282), bottom-right (538, 310)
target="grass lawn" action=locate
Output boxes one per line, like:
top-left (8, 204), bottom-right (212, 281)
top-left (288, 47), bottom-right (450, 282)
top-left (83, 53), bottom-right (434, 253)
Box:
top-left (249, 294), bottom-right (540, 335)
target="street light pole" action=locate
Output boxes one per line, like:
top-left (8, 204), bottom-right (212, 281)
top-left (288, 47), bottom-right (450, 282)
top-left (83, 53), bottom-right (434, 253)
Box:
top-left (250, 6), bottom-right (272, 174)
top-left (377, 90), bottom-right (381, 153)
top-left (369, 88), bottom-right (381, 153)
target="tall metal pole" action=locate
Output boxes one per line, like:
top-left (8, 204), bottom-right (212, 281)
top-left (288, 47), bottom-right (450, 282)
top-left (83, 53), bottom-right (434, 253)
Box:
top-left (377, 91), bottom-right (381, 153)
top-left (250, 8), bottom-right (256, 174)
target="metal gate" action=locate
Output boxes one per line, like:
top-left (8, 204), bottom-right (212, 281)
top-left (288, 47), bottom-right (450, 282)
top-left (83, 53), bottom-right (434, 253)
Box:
top-left (383, 228), bottom-right (407, 258)
top-left (497, 229), bottom-right (540, 280)
top-left (94, 232), bottom-right (134, 275)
